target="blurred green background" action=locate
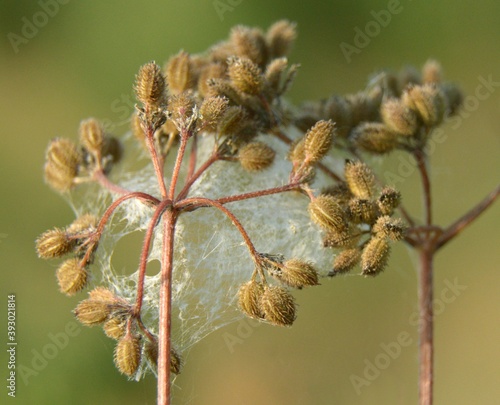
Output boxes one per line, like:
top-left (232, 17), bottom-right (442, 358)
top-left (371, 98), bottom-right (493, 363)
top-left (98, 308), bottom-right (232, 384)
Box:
top-left (1, 0), bottom-right (499, 404)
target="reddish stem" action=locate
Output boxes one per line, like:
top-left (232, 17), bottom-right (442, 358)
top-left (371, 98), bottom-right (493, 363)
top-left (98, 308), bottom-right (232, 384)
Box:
top-left (93, 169), bottom-right (134, 196)
top-left (142, 118), bottom-right (168, 198)
top-left (215, 182), bottom-right (302, 206)
top-left (418, 245), bottom-right (434, 405)
top-left (168, 129), bottom-right (190, 200)
top-left (134, 198), bottom-right (172, 316)
top-left (415, 150), bottom-right (432, 225)
top-left (157, 208), bottom-right (175, 405)
top-left (176, 152), bottom-right (219, 201)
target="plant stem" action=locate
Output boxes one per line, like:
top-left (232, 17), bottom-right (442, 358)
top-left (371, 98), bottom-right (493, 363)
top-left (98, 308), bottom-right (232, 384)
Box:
top-left (415, 150), bottom-right (432, 225)
top-left (157, 208), bottom-right (175, 405)
top-left (418, 245), bottom-right (434, 405)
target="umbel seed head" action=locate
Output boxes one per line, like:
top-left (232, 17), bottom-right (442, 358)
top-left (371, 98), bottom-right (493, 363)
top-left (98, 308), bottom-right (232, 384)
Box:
top-left (135, 62), bottom-right (167, 108)
top-left (56, 258), bottom-right (88, 295)
top-left (114, 333), bottom-right (141, 377)
top-left (36, 228), bottom-right (74, 259)
top-left (260, 285), bottom-right (296, 326)
top-left (238, 141), bottom-right (276, 171)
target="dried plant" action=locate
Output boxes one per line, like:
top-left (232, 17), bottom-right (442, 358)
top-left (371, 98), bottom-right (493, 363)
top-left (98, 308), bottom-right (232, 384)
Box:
top-left (36, 21), bottom-right (499, 405)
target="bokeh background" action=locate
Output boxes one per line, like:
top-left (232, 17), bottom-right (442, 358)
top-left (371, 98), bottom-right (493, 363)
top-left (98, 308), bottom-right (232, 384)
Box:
top-left (1, 1), bottom-right (499, 404)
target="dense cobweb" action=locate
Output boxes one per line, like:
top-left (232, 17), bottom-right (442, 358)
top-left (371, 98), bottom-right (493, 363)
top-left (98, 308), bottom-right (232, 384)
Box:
top-left (67, 128), bottom-right (340, 376)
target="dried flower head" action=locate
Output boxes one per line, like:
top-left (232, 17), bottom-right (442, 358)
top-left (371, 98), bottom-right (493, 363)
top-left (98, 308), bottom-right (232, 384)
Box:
top-left (274, 258), bottom-right (319, 288)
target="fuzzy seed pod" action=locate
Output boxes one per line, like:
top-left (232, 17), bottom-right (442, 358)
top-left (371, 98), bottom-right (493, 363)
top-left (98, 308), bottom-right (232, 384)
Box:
top-left (422, 59), bottom-right (442, 84)
top-left (377, 187), bottom-right (401, 216)
top-left (230, 26), bottom-right (267, 67)
top-left (238, 142), bottom-right (276, 171)
top-left (207, 78), bottom-right (244, 105)
top-left (228, 57), bottom-right (263, 95)
top-left (330, 248), bottom-right (361, 276)
top-left (74, 298), bottom-right (111, 326)
top-left (198, 96), bottom-right (229, 132)
top-left (238, 280), bottom-right (265, 320)
top-left (287, 136), bottom-right (305, 163)
top-left (372, 216), bottom-right (406, 241)
top-left (402, 84), bottom-right (447, 127)
top-left (361, 237), bottom-right (390, 276)
top-left (56, 258), bottom-right (88, 295)
top-left (67, 214), bottom-right (98, 235)
top-left (88, 286), bottom-right (118, 302)
top-left (79, 118), bottom-right (104, 156)
top-left (266, 20), bottom-right (297, 58)
top-left (265, 57), bottom-right (288, 93)
top-left (44, 138), bottom-right (82, 192)
top-left (348, 198), bottom-right (377, 225)
top-left (304, 120), bottom-right (335, 163)
top-left (143, 338), bottom-right (182, 374)
top-left (135, 62), bottom-right (167, 108)
top-left (36, 228), bottom-right (74, 259)
top-left (276, 259), bottom-right (319, 288)
top-left (170, 347), bottom-right (182, 374)
top-left (166, 51), bottom-right (194, 94)
top-left (352, 123), bottom-right (399, 154)
top-left (260, 286), bottom-right (296, 326)
top-left (103, 317), bottom-right (126, 340)
top-left (114, 333), bottom-right (141, 377)
top-left (308, 194), bottom-right (348, 233)
top-left (380, 98), bottom-right (418, 136)
top-left (344, 161), bottom-right (376, 200)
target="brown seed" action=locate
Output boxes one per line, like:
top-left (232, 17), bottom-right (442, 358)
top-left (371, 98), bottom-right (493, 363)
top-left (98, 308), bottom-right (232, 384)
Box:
top-left (198, 96), bottom-right (229, 132)
top-left (344, 161), bottom-right (376, 200)
top-left (166, 50), bottom-right (194, 94)
top-left (304, 120), bottom-right (335, 163)
top-left (103, 317), bottom-right (126, 340)
top-left (266, 20), bottom-right (297, 58)
top-left (260, 285), bottom-right (296, 326)
top-left (348, 198), bottom-right (378, 225)
top-left (372, 216), bottom-right (406, 241)
top-left (330, 248), bottom-right (361, 276)
top-left (361, 237), bottom-right (390, 276)
top-left (36, 228), bottom-right (74, 259)
top-left (380, 98), bottom-right (418, 136)
top-left (74, 299), bottom-right (111, 326)
top-left (238, 142), bottom-right (276, 171)
top-left (227, 56), bottom-right (263, 95)
top-left (352, 123), bottom-right (399, 154)
top-left (56, 258), bottom-right (88, 295)
top-left (79, 118), bottom-right (104, 155)
top-left (135, 62), bottom-right (167, 108)
top-left (308, 194), bottom-right (348, 233)
top-left (422, 59), bottom-right (442, 84)
top-left (67, 214), bottom-right (98, 235)
top-left (277, 259), bottom-right (319, 288)
top-left (402, 84), bottom-right (447, 127)
top-left (114, 333), bottom-right (141, 377)
top-left (238, 280), bottom-right (265, 320)
top-left (44, 138), bottom-right (82, 192)
top-left (377, 187), bottom-right (401, 216)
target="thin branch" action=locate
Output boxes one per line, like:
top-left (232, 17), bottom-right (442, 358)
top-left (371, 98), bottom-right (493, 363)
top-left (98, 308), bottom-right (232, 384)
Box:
top-left (176, 152), bottom-right (219, 201)
top-left (437, 183), bottom-right (500, 249)
top-left (141, 114), bottom-right (168, 198)
top-left (168, 129), bottom-right (190, 200)
top-left (415, 149), bottom-right (432, 226)
top-left (157, 209), bottom-right (175, 405)
top-left (134, 199), bottom-right (172, 316)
